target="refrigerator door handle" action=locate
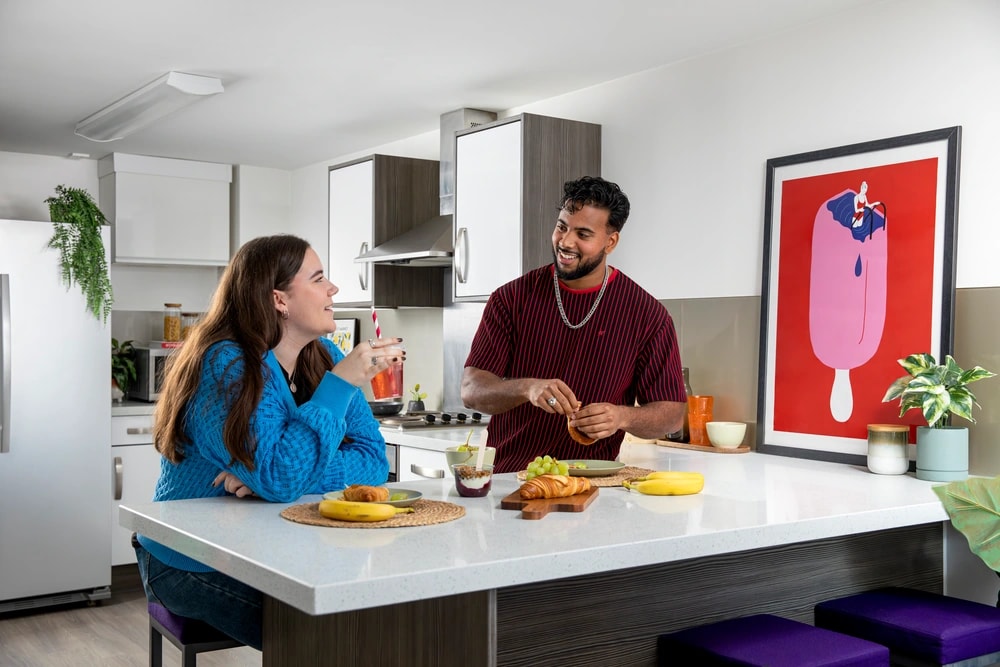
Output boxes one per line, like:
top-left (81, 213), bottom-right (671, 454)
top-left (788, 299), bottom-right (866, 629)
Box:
top-left (113, 456), bottom-right (123, 501)
top-left (1, 274), bottom-right (10, 454)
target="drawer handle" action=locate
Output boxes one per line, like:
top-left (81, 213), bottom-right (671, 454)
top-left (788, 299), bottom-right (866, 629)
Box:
top-left (126, 427), bottom-right (153, 435)
top-left (113, 456), bottom-right (123, 501)
top-left (410, 464), bottom-right (444, 479)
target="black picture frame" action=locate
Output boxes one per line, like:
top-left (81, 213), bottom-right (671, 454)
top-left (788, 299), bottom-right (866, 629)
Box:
top-left (757, 126), bottom-right (961, 464)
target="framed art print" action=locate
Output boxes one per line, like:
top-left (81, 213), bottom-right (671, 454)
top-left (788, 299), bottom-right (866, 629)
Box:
top-left (330, 318), bottom-right (359, 355)
top-left (757, 126), bottom-right (961, 464)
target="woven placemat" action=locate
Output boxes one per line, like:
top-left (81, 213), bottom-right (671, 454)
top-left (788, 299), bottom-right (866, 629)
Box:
top-left (281, 499), bottom-right (464, 529)
top-left (515, 466), bottom-right (654, 487)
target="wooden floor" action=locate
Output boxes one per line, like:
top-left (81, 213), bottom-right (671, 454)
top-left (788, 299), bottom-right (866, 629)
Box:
top-left (0, 566), bottom-right (261, 667)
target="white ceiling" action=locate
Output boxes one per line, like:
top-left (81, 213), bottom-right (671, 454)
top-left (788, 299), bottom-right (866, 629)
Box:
top-left (1, 0), bottom-right (881, 171)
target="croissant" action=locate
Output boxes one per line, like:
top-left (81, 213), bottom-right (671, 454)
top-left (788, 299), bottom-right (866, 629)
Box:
top-left (342, 484), bottom-right (390, 503)
top-left (519, 475), bottom-right (591, 500)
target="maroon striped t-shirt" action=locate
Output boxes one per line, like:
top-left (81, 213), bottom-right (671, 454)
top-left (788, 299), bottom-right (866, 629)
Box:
top-left (465, 264), bottom-right (686, 473)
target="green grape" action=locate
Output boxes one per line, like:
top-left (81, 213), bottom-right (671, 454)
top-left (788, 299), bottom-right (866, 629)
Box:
top-left (533, 456), bottom-right (543, 464)
top-left (543, 455), bottom-right (553, 463)
top-left (389, 492), bottom-right (408, 501)
top-left (558, 463), bottom-right (569, 475)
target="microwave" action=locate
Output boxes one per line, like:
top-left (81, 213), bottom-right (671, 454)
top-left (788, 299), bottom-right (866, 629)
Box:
top-left (132, 346), bottom-right (175, 402)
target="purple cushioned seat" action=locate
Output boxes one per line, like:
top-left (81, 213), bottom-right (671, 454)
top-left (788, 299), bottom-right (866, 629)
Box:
top-left (657, 613), bottom-right (889, 666)
top-left (815, 587), bottom-right (1000, 665)
top-left (148, 602), bottom-right (243, 667)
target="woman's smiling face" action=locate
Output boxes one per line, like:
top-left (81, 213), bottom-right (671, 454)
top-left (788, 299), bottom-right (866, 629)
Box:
top-left (276, 246), bottom-right (339, 340)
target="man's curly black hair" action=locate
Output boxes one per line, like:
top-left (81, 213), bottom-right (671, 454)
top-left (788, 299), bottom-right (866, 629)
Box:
top-left (560, 176), bottom-right (631, 232)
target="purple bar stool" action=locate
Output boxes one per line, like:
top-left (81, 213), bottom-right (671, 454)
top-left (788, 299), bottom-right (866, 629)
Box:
top-left (815, 587), bottom-right (1000, 666)
top-left (147, 602), bottom-right (244, 667)
top-left (658, 613), bottom-right (889, 666)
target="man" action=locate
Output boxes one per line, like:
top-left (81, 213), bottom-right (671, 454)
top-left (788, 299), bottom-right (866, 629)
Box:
top-left (461, 176), bottom-right (687, 473)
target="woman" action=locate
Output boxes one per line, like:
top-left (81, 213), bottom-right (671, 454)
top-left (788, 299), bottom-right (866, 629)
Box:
top-left (133, 234), bottom-right (397, 650)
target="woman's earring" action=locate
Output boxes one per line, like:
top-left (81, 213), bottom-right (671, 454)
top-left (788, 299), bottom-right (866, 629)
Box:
top-left (281, 309), bottom-right (290, 320)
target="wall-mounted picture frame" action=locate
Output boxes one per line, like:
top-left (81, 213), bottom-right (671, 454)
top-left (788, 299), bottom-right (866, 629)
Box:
top-left (757, 126), bottom-right (961, 464)
top-left (329, 318), bottom-right (359, 355)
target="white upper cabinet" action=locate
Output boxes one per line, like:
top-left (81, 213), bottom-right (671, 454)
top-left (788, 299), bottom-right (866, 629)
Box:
top-left (453, 114), bottom-right (601, 301)
top-left (99, 153), bottom-right (232, 266)
top-left (328, 155), bottom-right (444, 308)
top-left (329, 159), bottom-right (374, 305)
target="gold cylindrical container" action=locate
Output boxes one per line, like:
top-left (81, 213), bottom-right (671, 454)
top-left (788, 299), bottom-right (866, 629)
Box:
top-left (163, 303), bottom-right (182, 342)
top-left (867, 424), bottom-right (910, 475)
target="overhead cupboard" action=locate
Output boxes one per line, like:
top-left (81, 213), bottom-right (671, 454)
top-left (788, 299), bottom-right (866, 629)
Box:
top-left (328, 155), bottom-right (444, 307)
top-left (453, 113), bottom-right (601, 301)
top-left (98, 153), bottom-right (233, 266)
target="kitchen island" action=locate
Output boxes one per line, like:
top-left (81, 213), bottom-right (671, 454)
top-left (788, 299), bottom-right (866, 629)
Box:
top-left (119, 442), bottom-right (948, 666)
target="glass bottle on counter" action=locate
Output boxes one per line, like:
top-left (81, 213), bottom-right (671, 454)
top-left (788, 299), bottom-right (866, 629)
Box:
top-left (665, 367), bottom-right (692, 442)
top-left (163, 303), bottom-right (182, 342)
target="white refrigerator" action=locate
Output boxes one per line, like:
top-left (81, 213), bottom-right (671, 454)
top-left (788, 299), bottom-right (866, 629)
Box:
top-left (0, 219), bottom-right (111, 611)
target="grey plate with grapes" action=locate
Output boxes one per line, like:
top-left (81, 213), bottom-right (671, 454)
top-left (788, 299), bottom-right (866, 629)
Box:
top-left (322, 489), bottom-right (422, 508)
top-left (564, 460), bottom-right (626, 477)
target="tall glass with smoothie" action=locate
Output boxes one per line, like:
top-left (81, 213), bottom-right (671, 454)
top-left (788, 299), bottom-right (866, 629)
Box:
top-left (370, 346), bottom-right (404, 401)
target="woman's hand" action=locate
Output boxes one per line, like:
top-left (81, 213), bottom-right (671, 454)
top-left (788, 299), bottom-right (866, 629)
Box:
top-left (331, 336), bottom-right (405, 387)
top-left (212, 471), bottom-right (256, 498)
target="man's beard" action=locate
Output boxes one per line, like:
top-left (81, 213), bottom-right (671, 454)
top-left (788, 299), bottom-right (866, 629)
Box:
top-left (553, 247), bottom-right (606, 282)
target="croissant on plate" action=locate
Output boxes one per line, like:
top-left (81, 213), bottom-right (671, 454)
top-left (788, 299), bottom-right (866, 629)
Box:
top-left (519, 474), bottom-right (591, 500)
top-left (342, 484), bottom-right (390, 503)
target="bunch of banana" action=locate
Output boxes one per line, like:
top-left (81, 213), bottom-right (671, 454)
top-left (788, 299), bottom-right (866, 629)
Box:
top-left (318, 499), bottom-right (414, 522)
top-left (623, 471), bottom-right (704, 496)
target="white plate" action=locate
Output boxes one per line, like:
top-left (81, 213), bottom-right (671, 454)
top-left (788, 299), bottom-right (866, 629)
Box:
top-left (322, 488), bottom-right (422, 508)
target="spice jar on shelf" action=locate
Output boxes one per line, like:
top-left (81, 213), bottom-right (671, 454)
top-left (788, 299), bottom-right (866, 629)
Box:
top-left (180, 312), bottom-right (200, 340)
top-left (163, 303), bottom-right (182, 342)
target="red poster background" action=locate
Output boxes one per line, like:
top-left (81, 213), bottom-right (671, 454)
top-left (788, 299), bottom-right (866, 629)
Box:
top-left (772, 157), bottom-right (939, 441)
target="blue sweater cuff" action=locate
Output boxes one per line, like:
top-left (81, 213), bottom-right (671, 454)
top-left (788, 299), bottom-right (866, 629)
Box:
top-left (311, 370), bottom-right (357, 414)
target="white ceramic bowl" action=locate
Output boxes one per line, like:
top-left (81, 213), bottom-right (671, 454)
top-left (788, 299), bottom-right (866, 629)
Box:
top-left (444, 446), bottom-right (496, 469)
top-left (706, 421), bottom-right (747, 449)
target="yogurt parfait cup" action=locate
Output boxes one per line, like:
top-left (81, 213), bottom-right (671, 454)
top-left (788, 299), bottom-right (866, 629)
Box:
top-left (451, 464), bottom-right (493, 498)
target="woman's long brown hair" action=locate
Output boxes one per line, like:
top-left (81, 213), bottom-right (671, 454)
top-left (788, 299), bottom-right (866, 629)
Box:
top-left (153, 235), bottom-right (333, 468)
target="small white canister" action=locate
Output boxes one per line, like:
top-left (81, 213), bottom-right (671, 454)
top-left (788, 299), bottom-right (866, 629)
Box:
top-left (867, 424), bottom-right (910, 475)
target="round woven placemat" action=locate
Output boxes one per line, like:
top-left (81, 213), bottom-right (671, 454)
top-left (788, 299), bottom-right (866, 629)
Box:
top-left (281, 499), bottom-right (465, 529)
top-left (515, 466), bottom-right (654, 487)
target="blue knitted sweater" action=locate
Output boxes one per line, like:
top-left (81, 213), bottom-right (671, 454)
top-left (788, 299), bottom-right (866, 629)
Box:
top-left (138, 338), bottom-right (388, 571)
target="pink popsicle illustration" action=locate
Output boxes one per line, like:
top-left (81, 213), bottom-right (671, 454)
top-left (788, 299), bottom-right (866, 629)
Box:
top-left (810, 186), bottom-right (888, 422)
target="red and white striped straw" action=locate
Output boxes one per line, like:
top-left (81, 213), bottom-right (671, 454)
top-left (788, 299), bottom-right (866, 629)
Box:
top-left (370, 306), bottom-right (381, 339)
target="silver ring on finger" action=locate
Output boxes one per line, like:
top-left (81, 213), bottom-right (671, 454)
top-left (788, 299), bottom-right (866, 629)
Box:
top-left (371, 356), bottom-right (378, 367)
top-left (547, 397), bottom-right (557, 406)
top-left (368, 338), bottom-right (376, 349)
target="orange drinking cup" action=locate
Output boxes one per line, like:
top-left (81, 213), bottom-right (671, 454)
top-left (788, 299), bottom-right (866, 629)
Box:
top-left (370, 353), bottom-right (404, 401)
top-left (687, 395), bottom-right (714, 445)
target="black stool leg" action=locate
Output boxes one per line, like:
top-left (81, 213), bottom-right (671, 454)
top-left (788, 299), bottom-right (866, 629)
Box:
top-left (181, 645), bottom-right (197, 667)
top-left (149, 617), bottom-right (163, 667)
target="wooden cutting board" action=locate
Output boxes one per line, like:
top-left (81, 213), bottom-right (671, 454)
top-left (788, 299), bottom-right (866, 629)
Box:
top-left (500, 487), bottom-right (599, 520)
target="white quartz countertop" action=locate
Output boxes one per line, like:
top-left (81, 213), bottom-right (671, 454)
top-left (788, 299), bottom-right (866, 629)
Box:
top-left (379, 423), bottom-right (488, 450)
top-left (119, 444), bottom-right (948, 617)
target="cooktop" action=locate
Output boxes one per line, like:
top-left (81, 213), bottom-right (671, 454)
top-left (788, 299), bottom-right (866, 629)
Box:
top-left (377, 411), bottom-right (488, 430)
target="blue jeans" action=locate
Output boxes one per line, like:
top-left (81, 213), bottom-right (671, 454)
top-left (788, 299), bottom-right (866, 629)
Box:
top-left (134, 538), bottom-right (263, 651)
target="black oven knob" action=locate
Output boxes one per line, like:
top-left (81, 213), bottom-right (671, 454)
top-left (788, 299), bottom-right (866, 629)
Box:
top-left (471, 412), bottom-right (483, 422)
top-left (456, 412), bottom-right (468, 423)
top-left (423, 414), bottom-right (436, 424)
top-left (440, 413), bottom-right (452, 424)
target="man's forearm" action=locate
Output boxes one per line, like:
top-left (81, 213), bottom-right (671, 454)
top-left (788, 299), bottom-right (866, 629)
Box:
top-left (461, 367), bottom-right (532, 415)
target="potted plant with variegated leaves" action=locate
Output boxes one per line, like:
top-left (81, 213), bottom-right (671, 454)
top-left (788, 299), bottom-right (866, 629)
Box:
top-left (882, 353), bottom-right (995, 481)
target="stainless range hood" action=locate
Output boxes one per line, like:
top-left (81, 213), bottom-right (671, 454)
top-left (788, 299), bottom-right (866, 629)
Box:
top-left (355, 108), bottom-right (497, 267)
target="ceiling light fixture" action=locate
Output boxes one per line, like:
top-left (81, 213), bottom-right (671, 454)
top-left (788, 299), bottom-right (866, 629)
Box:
top-left (74, 71), bottom-right (224, 142)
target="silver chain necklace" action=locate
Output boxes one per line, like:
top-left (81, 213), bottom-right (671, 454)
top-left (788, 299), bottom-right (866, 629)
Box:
top-left (553, 264), bottom-right (610, 330)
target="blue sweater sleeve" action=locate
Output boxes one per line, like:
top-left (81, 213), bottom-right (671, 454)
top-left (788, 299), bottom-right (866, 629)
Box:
top-left (178, 339), bottom-right (388, 503)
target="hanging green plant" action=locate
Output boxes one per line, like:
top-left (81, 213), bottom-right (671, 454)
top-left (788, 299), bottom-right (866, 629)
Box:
top-left (45, 185), bottom-right (114, 322)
